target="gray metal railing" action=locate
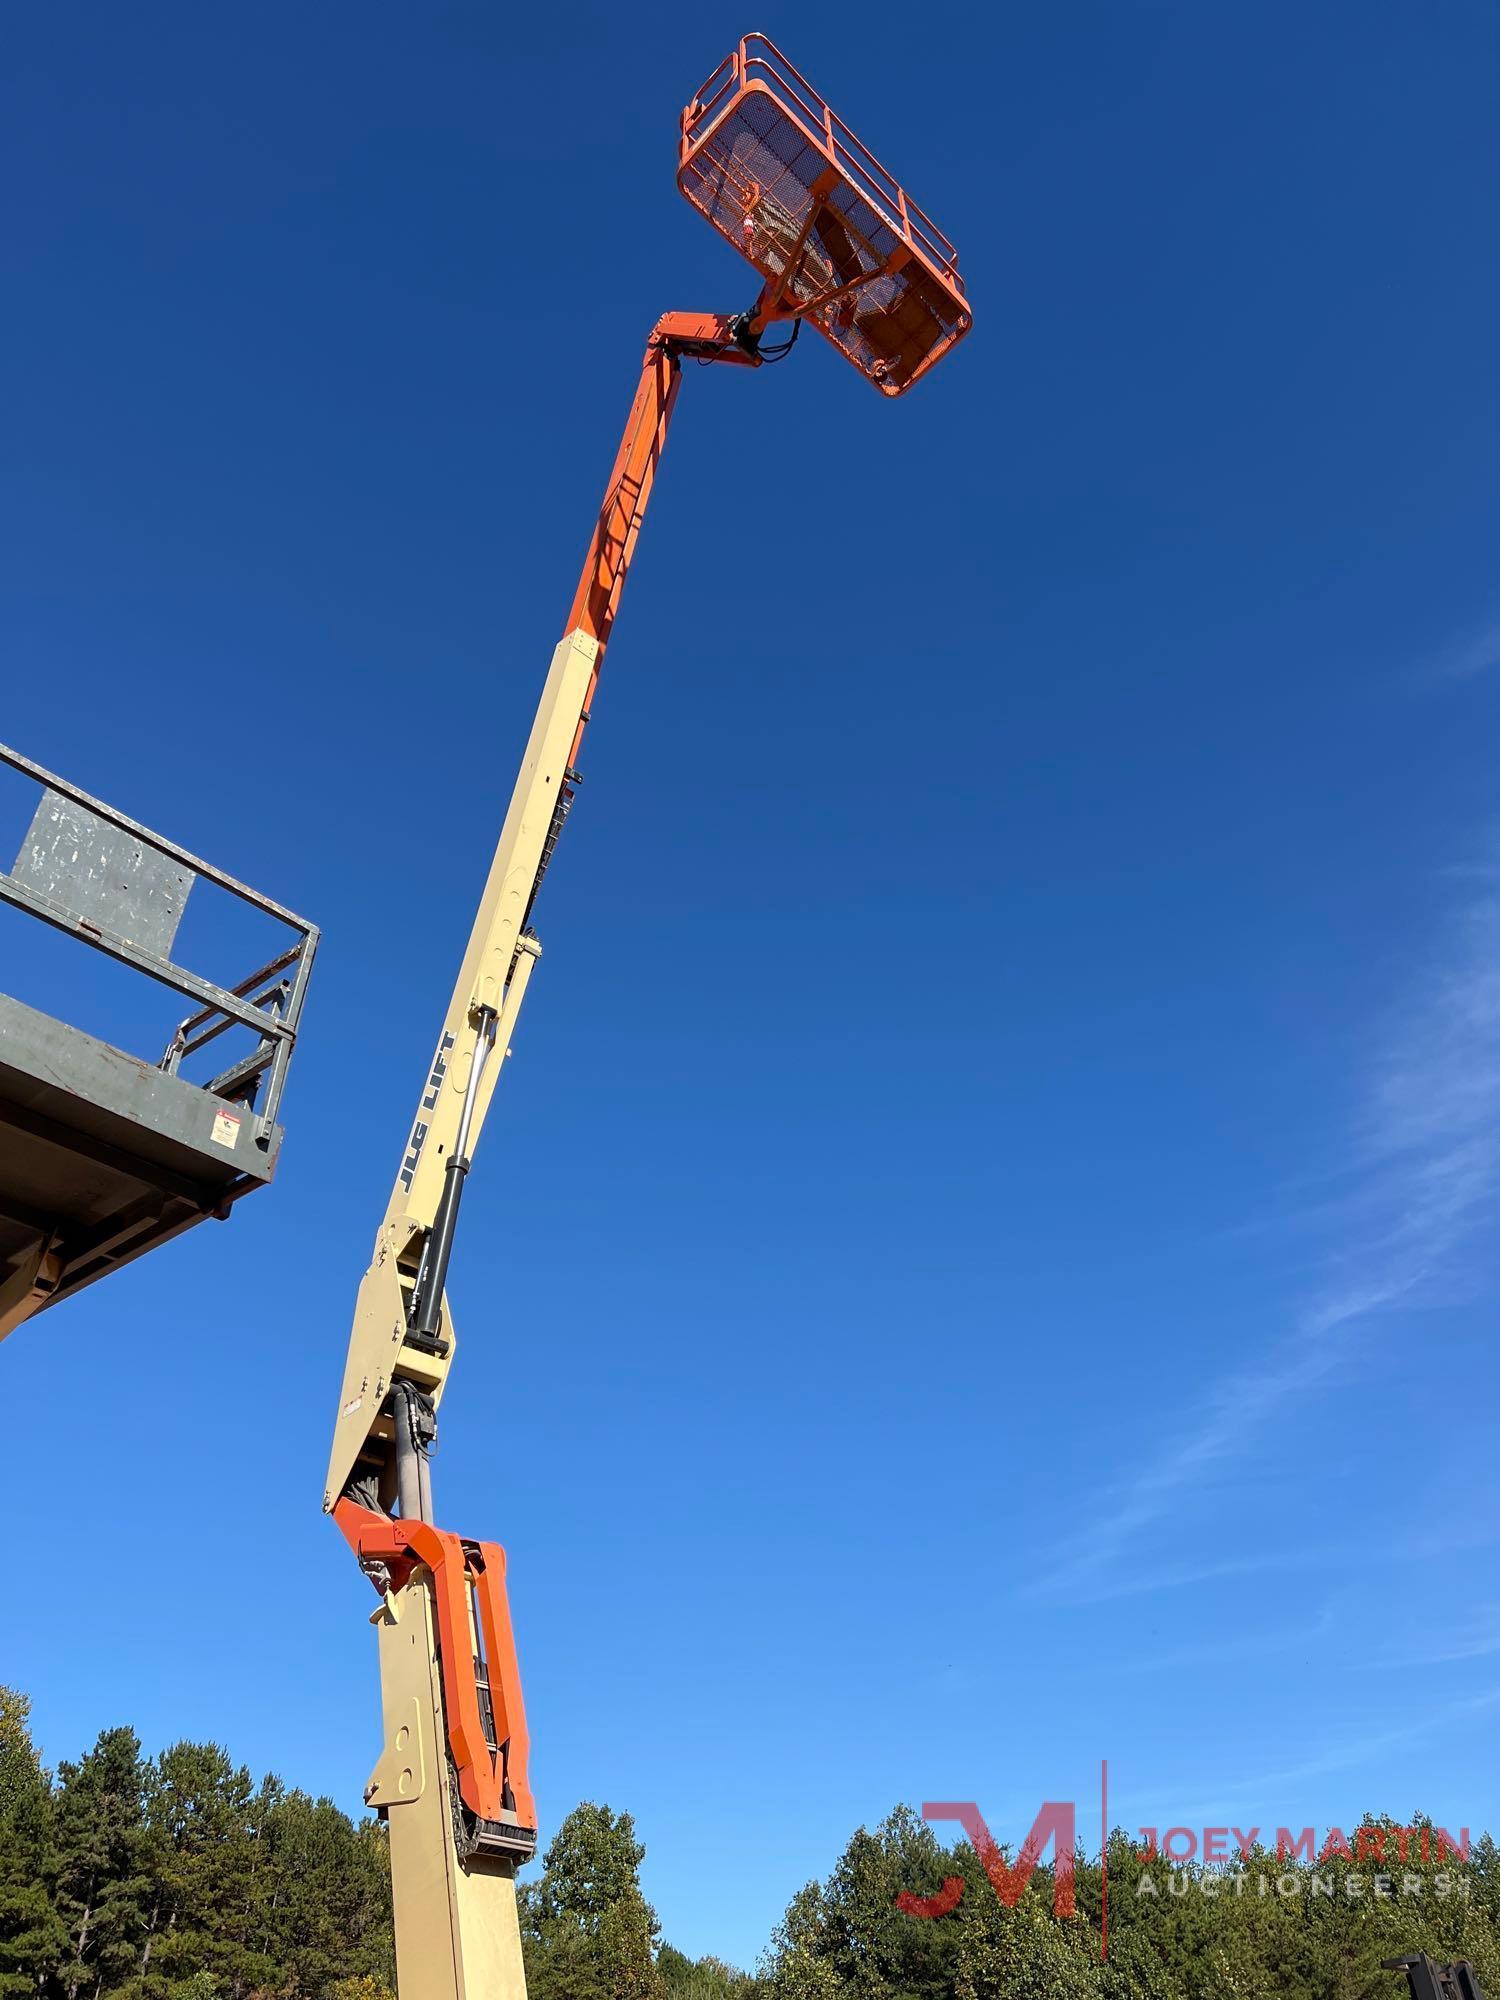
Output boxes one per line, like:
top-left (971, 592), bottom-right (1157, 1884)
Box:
top-left (0, 740), bottom-right (318, 1132)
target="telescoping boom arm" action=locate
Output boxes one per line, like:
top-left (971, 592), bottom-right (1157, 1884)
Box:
top-left (323, 36), bottom-right (970, 2000)
top-left (324, 308), bottom-right (762, 1531)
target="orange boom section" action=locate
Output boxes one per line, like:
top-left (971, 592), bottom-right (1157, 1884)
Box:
top-left (678, 34), bottom-right (972, 396)
top-left (335, 1499), bottom-right (536, 1849)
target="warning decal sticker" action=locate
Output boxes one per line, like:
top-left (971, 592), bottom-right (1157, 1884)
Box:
top-left (211, 1108), bottom-right (241, 1149)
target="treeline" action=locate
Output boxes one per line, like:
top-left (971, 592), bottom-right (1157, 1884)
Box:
top-left (761, 1807), bottom-right (1500, 2000)
top-left (8, 1690), bottom-right (1500, 2000)
top-left (523, 1804), bottom-right (1500, 2000)
top-left (0, 1689), bottom-right (392, 2000)
top-left (517, 1800), bottom-right (1500, 2000)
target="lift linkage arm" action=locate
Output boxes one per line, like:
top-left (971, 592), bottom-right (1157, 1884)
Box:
top-left (322, 311), bottom-right (762, 1881)
top-left (334, 1502), bottom-right (535, 1837)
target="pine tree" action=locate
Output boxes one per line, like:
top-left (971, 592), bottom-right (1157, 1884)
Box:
top-left (136, 1741), bottom-right (274, 2000)
top-left (818, 1809), bottom-right (958, 2000)
top-left (0, 1687), bottom-right (67, 2000)
top-left (52, 1727), bottom-right (152, 2000)
top-left (252, 1780), bottom-right (394, 1998)
top-left (522, 1804), bottom-right (667, 2000)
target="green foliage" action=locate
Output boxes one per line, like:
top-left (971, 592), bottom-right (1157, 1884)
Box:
top-left (0, 1688), bottom-right (68, 2000)
top-left (760, 1811), bottom-right (1102, 2000)
top-left (136, 1738), bottom-right (272, 1998)
top-left (326, 1975), bottom-right (396, 2000)
top-left (820, 1810), bottom-right (958, 2000)
top-left (762, 1809), bottom-right (1500, 2000)
top-left (0, 1692), bottom-right (392, 2000)
top-left (764, 1885), bottom-right (838, 2000)
top-left (6, 1689), bottom-right (1497, 2000)
top-left (522, 1805), bottom-right (666, 2000)
top-left (250, 1780), bottom-right (394, 1998)
top-left (659, 1944), bottom-right (761, 2000)
top-left (52, 1726), bottom-right (151, 2000)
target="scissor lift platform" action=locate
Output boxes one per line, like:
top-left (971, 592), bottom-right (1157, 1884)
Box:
top-left (0, 743), bottom-right (317, 1339)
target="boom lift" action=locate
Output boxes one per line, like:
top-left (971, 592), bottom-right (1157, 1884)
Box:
top-left (323, 37), bottom-right (971, 2000)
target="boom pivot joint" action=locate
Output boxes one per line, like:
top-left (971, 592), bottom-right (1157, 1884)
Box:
top-left (335, 1497), bottom-right (536, 1863)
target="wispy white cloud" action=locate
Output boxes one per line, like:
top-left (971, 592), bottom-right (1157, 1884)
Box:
top-left (1375, 1602), bottom-right (1500, 1673)
top-left (1127, 1684), bottom-right (1500, 1828)
top-left (1055, 1517), bottom-right (1500, 1610)
top-left (1432, 616), bottom-right (1500, 683)
top-left (1040, 846), bottom-right (1500, 1604)
top-left (1113, 1598), bottom-right (1339, 1675)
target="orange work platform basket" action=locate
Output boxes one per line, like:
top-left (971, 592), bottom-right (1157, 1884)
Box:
top-left (678, 34), bottom-right (972, 397)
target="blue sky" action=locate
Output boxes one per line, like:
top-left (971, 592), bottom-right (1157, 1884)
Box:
top-left (2, 0), bottom-right (1498, 1971)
